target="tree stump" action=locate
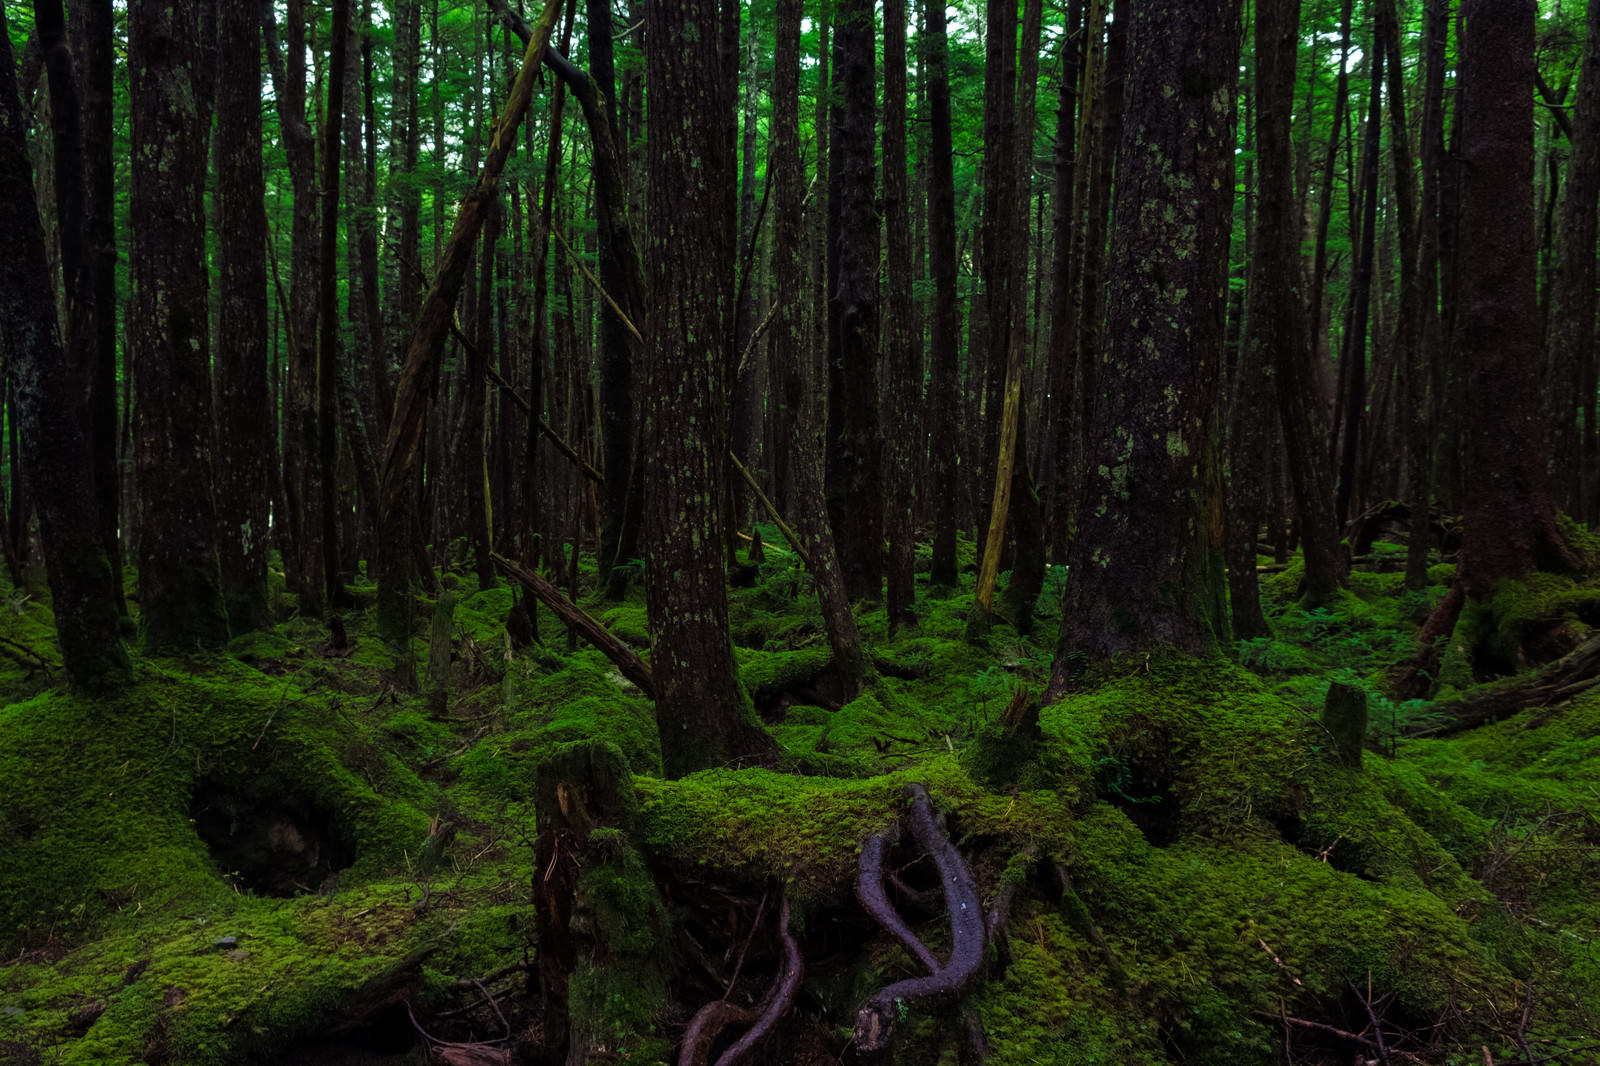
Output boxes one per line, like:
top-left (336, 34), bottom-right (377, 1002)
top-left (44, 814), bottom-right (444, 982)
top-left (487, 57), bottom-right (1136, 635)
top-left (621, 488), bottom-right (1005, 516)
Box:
top-left (1322, 682), bottom-right (1367, 768)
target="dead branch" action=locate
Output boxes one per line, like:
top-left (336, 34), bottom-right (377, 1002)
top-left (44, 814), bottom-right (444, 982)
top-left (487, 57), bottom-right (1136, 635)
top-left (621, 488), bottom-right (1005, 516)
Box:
top-left (727, 450), bottom-right (815, 572)
top-left (490, 552), bottom-right (655, 698)
top-left (484, 365), bottom-right (605, 485)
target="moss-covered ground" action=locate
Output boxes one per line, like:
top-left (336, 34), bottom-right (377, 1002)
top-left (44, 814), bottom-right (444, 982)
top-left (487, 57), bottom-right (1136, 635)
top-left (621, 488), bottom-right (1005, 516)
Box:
top-left (1, 530), bottom-right (1597, 1064)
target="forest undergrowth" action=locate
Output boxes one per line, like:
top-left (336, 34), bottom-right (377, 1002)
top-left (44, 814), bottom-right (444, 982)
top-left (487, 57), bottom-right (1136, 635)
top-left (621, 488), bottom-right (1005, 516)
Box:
top-left (1, 527), bottom-right (1598, 1066)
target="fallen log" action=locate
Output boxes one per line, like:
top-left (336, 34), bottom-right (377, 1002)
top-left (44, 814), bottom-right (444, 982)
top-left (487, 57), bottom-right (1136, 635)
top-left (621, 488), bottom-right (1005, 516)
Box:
top-left (1404, 630), bottom-right (1600, 738)
top-left (490, 552), bottom-right (655, 698)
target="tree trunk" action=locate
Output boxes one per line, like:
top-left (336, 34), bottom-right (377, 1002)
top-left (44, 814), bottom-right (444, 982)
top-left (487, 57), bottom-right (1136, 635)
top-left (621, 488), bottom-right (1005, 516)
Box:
top-left (644, 0), bottom-right (777, 777)
top-left (1049, 0), bottom-right (1240, 685)
top-left (1046, 0), bottom-right (1087, 564)
top-left (882, 0), bottom-right (918, 632)
top-left (925, 0), bottom-right (962, 588)
top-left (0, 5), bottom-right (129, 687)
top-left (129, 0), bottom-right (230, 651)
top-left (214, 0), bottom-right (273, 633)
top-left (1545, 0), bottom-right (1600, 524)
top-left (68, 0), bottom-right (124, 619)
top-left (824, 0), bottom-right (883, 604)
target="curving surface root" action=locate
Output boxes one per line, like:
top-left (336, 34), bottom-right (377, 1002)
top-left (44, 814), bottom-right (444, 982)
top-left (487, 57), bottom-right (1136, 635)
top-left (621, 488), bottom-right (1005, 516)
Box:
top-left (852, 783), bottom-right (986, 1059)
top-left (678, 892), bottom-right (804, 1066)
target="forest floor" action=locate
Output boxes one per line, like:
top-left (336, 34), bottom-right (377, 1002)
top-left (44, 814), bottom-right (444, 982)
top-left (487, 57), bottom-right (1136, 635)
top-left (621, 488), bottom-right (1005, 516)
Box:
top-left (1, 526), bottom-right (1599, 1065)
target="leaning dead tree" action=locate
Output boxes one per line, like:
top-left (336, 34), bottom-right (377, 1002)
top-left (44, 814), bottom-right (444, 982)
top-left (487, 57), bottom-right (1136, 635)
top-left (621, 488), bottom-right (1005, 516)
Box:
top-left (853, 784), bottom-right (987, 1060)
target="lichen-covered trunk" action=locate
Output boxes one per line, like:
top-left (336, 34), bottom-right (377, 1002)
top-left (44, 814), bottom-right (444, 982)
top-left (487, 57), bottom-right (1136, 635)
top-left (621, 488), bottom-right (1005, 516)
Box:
top-left (129, 0), bottom-right (230, 653)
top-left (0, 7), bottom-right (129, 687)
top-left (214, 0), bottom-right (274, 634)
top-left (1050, 0), bottom-right (1239, 681)
top-left (824, 0), bottom-right (883, 604)
top-left (644, 0), bottom-right (777, 777)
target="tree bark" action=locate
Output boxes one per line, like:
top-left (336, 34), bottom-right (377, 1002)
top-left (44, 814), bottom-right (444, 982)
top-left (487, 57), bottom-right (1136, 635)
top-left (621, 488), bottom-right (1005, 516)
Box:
top-left (824, 0), bottom-right (883, 604)
top-left (883, 0), bottom-right (918, 632)
top-left (129, 0), bottom-right (230, 652)
top-left (1545, 0), bottom-right (1600, 524)
top-left (1049, 0), bottom-right (1239, 685)
top-left (644, 0), bottom-right (777, 776)
top-left (0, 5), bottom-right (129, 687)
top-left (214, 0), bottom-right (274, 633)
top-left (925, 0), bottom-right (962, 588)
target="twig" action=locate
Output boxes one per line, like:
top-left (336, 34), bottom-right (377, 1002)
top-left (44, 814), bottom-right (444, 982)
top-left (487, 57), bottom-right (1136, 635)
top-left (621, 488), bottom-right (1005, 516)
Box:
top-left (714, 892), bottom-right (803, 1066)
top-left (0, 632), bottom-right (57, 672)
top-left (550, 224), bottom-right (642, 345)
top-left (1352, 977), bottom-right (1391, 1064)
top-left (727, 449), bottom-right (814, 571)
top-left (721, 891), bottom-right (770, 1003)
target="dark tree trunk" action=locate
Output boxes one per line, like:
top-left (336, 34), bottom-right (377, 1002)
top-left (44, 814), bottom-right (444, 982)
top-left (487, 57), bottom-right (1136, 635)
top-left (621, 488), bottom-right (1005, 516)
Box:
top-left (1335, 21), bottom-right (1383, 531)
top-left (1545, 0), bottom-right (1600, 523)
top-left (262, 0), bottom-right (323, 615)
top-left (825, 0), bottom-right (883, 603)
top-left (584, 0), bottom-right (635, 591)
top-left (772, 0), bottom-right (866, 699)
top-left (1046, 0), bottom-right (1087, 564)
top-left (129, 0), bottom-right (230, 651)
top-left (1308, 0), bottom-right (1355, 395)
top-left (67, 0), bottom-right (124, 618)
top-left (385, 0), bottom-right (421, 409)
top-left (1049, 0), bottom-right (1239, 684)
top-left (0, 5), bottom-right (129, 687)
top-left (925, 0), bottom-right (962, 588)
top-left (882, 0), bottom-right (917, 631)
top-left (1451, 0), bottom-right (1577, 586)
top-left (1409, 0), bottom-right (1449, 584)
top-left (317, 0), bottom-right (352, 609)
top-left (1269, 0), bottom-right (1348, 605)
top-left (644, 0), bottom-right (777, 777)
top-left (214, 0), bottom-right (273, 633)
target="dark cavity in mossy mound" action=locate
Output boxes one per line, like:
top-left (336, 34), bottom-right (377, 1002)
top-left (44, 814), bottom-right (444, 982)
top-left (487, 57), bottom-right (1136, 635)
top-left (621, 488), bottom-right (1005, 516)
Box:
top-left (266, 1002), bottom-right (424, 1065)
top-left (189, 776), bottom-right (353, 897)
top-left (1094, 751), bottom-right (1178, 847)
top-left (1273, 814), bottom-right (1377, 881)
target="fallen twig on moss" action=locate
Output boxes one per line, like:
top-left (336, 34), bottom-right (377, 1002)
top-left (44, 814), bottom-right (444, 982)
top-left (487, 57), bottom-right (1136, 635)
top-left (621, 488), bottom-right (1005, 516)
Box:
top-left (491, 552), bottom-right (655, 697)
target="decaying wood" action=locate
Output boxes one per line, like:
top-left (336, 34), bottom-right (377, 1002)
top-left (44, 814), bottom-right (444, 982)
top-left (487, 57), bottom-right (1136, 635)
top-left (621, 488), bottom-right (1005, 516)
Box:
top-left (970, 326), bottom-right (1026, 634)
top-left (490, 552), bottom-right (655, 698)
top-left (1405, 630), bottom-right (1600, 738)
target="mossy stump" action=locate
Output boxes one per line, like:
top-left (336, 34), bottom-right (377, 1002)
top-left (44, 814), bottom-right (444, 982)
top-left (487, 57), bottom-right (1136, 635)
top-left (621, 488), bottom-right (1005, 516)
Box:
top-left (1322, 681), bottom-right (1367, 768)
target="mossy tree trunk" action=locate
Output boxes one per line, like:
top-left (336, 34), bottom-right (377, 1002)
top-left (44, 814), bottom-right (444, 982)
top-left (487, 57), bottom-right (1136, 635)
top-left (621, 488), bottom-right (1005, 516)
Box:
top-left (0, 6), bottom-right (129, 687)
top-left (129, 0), bottom-right (231, 653)
top-left (644, 0), bottom-right (777, 777)
top-left (1048, 0), bottom-right (1239, 684)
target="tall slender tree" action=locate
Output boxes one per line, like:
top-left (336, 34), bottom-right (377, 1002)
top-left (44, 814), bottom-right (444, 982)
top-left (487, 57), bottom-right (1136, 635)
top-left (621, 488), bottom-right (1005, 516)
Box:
top-left (925, 0), bottom-right (963, 588)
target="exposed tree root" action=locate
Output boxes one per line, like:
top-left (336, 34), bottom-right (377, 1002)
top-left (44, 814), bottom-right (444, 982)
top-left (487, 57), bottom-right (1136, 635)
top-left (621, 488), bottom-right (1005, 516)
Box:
top-left (856, 829), bottom-right (940, 973)
top-left (678, 891), bottom-right (803, 1066)
top-left (853, 784), bottom-right (986, 1060)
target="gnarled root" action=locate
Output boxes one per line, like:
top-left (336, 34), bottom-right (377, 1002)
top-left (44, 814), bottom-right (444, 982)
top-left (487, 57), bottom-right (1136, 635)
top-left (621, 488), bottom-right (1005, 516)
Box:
top-left (678, 891), bottom-right (804, 1066)
top-left (853, 784), bottom-right (986, 1060)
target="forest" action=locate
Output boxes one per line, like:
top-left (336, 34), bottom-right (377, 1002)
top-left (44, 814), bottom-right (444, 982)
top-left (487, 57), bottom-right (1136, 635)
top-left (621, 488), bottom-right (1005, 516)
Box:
top-left (2, 0), bottom-right (1600, 1062)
